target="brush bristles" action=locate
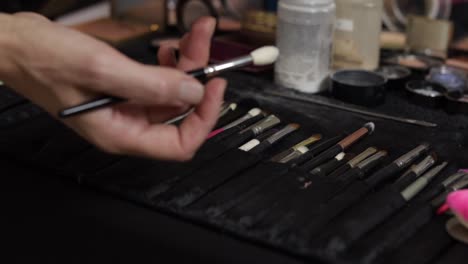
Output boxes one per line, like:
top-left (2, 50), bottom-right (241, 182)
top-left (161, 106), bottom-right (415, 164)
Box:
top-left (250, 46), bottom-right (280, 66)
top-left (248, 108), bottom-right (262, 117)
top-left (290, 123), bottom-right (301, 130)
top-left (364, 122), bottom-right (376, 134)
top-left (335, 152), bottom-right (346, 161)
top-left (230, 103), bottom-right (237, 111)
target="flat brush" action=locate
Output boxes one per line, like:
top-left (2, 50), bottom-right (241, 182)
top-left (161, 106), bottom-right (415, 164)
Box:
top-left (300, 122), bottom-right (375, 171)
top-left (226, 115), bottom-right (281, 149)
top-left (287, 135), bottom-right (344, 167)
top-left (207, 108), bottom-right (262, 139)
top-left (59, 46), bottom-right (279, 118)
top-left (400, 162), bottom-right (448, 202)
top-left (327, 147), bottom-right (378, 179)
top-left (270, 134), bottom-right (322, 163)
top-left (249, 124), bottom-right (300, 154)
top-left (393, 153), bottom-right (437, 191)
top-left (365, 144), bottom-right (430, 187)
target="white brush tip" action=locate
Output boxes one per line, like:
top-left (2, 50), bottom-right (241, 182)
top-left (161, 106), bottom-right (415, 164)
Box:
top-left (248, 108), bottom-right (262, 117)
top-left (335, 152), bottom-right (346, 161)
top-left (250, 46), bottom-right (279, 66)
top-left (364, 122), bottom-right (375, 134)
top-left (230, 103), bottom-right (237, 111)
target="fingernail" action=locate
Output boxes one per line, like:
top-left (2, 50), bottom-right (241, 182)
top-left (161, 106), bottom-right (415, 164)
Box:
top-left (179, 80), bottom-right (204, 104)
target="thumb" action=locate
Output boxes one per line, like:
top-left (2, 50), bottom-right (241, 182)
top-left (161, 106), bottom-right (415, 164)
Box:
top-left (96, 60), bottom-right (205, 106)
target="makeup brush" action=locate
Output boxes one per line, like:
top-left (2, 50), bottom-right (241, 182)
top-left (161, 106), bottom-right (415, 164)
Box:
top-left (332, 150), bottom-right (388, 186)
top-left (400, 162), bottom-right (448, 202)
top-left (318, 161), bottom-right (447, 254)
top-left (208, 114), bottom-right (265, 143)
top-left (208, 108), bottom-right (262, 139)
top-left (326, 147), bottom-right (378, 179)
top-left (59, 46), bottom-right (280, 118)
top-left (249, 124), bottom-right (300, 154)
top-left (365, 144), bottom-right (430, 187)
top-left (393, 153), bottom-right (437, 191)
top-left (433, 174), bottom-right (468, 214)
top-left (309, 152), bottom-right (347, 177)
top-left (226, 115), bottom-right (280, 149)
top-left (270, 134), bottom-right (322, 163)
top-left (300, 122), bottom-right (375, 171)
top-left (287, 135), bottom-right (344, 167)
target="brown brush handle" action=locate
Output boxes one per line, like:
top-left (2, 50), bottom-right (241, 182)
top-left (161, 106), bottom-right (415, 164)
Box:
top-left (338, 127), bottom-right (369, 149)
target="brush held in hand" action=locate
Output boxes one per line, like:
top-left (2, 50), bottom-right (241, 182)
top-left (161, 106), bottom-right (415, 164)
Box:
top-left (59, 46), bottom-right (279, 118)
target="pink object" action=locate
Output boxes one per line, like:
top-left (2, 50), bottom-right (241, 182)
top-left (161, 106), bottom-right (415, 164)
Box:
top-left (207, 128), bottom-right (224, 139)
top-left (447, 190), bottom-right (468, 225)
top-left (459, 169), bottom-right (468, 173)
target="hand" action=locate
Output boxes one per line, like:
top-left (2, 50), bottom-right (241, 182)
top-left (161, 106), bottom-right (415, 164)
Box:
top-left (0, 13), bottom-right (226, 161)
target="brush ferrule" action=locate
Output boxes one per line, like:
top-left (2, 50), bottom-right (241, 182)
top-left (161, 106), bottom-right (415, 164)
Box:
top-left (205, 55), bottom-right (253, 77)
top-left (421, 162), bottom-right (448, 181)
top-left (267, 124), bottom-right (298, 144)
top-left (442, 172), bottom-right (467, 187)
top-left (222, 114), bottom-right (252, 130)
top-left (348, 147), bottom-right (378, 168)
top-left (411, 155), bottom-right (437, 176)
top-left (356, 151), bottom-right (387, 169)
top-left (251, 115), bottom-right (280, 135)
top-left (394, 144), bottom-right (430, 167)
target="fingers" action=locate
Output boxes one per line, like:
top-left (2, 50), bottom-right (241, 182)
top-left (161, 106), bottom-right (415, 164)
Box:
top-left (90, 56), bottom-right (205, 106)
top-left (177, 16), bottom-right (216, 71)
top-left (157, 45), bottom-right (178, 67)
top-left (121, 78), bottom-right (226, 161)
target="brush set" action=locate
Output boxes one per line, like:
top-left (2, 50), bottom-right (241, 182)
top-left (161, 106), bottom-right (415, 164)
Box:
top-left (1, 75), bottom-right (468, 264)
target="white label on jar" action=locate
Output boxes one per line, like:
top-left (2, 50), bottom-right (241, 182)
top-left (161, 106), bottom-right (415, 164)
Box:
top-left (336, 19), bottom-right (354, 32)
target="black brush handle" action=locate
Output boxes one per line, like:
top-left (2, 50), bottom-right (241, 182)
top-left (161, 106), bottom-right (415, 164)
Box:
top-left (365, 163), bottom-right (401, 188)
top-left (287, 135), bottom-right (343, 167)
top-left (59, 96), bottom-right (125, 118)
top-left (249, 140), bottom-right (271, 154)
top-left (327, 164), bottom-right (352, 179)
top-left (210, 115), bottom-right (264, 143)
top-left (300, 145), bottom-right (341, 171)
top-left (393, 171), bottom-right (418, 191)
top-left (225, 130), bottom-right (255, 149)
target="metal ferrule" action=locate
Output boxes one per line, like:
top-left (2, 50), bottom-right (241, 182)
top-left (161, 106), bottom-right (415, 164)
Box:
top-left (204, 55), bottom-right (253, 77)
top-left (410, 155), bottom-right (437, 177)
top-left (356, 151), bottom-right (387, 169)
top-left (394, 144), bottom-right (430, 167)
top-left (421, 162), bottom-right (448, 182)
top-left (266, 124), bottom-right (299, 144)
top-left (449, 175), bottom-right (468, 191)
top-left (442, 172), bottom-right (467, 187)
top-left (292, 134), bottom-right (322, 150)
top-left (401, 162), bottom-right (448, 201)
top-left (222, 113), bottom-right (252, 131)
top-left (278, 146), bottom-right (309, 163)
top-left (348, 147), bottom-right (378, 168)
top-left (251, 115), bottom-right (281, 136)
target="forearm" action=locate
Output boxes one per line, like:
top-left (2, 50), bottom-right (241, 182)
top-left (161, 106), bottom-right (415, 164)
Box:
top-left (0, 13), bottom-right (19, 83)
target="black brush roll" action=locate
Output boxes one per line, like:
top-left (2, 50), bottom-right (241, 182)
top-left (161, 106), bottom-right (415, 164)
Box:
top-left (222, 168), bottom-right (311, 229)
top-left (90, 139), bottom-right (233, 201)
top-left (259, 167), bottom-right (367, 242)
top-left (32, 128), bottom-right (91, 169)
top-left (0, 104), bottom-right (62, 158)
top-left (0, 85), bottom-right (26, 111)
top-left (60, 148), bottom-right (122, 181)
top-left (188, 161), bottom-right (290, 218)
top-left (433, 244), bottom-right (468, 264)
top-left (314, 186), bottom-right (407, 255)
top-left (381, 215), bottom-right (454, 264)
top-left (346, 202), bottom-right (434, 264)
top-left (156, 149), bottom-right (263, 209)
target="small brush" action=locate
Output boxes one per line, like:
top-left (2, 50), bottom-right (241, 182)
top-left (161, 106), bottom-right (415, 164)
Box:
top-left (59, 46), bottom-right (280, 118)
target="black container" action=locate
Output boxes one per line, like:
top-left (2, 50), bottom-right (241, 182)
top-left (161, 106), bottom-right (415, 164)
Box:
top-left (376, 65), bottom-right (412, 90)
top-left (445, 93), bottom-right (468, 115)
top-left (331, 70), bottom-right (387, 107)
top-left (405, 80), bottom-right (446, 108)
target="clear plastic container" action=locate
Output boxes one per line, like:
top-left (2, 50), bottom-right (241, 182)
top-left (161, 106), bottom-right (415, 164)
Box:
top-left (333, 0), bottom-right (384, 70)
top-left (275, 0), bottom-right (336, 94)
